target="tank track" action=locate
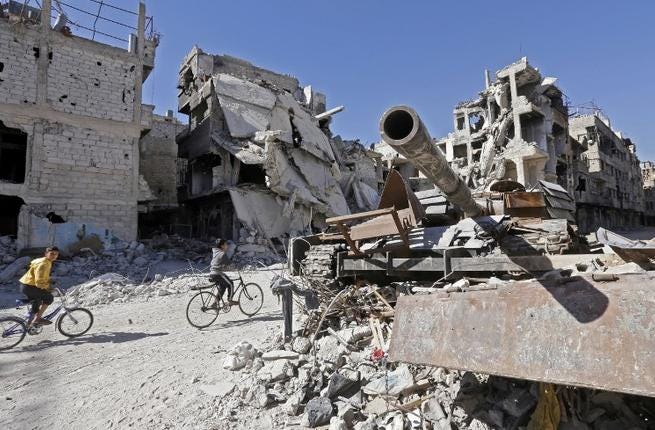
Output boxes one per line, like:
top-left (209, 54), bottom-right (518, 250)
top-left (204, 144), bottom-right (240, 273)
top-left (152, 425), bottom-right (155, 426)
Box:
top-left (300, 244), bottom-right (339, 283)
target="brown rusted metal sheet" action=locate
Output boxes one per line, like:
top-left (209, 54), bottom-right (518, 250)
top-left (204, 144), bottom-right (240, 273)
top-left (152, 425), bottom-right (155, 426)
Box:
top-left (324, 170), bottom-right (424, 250)
top-left (377, 169), bottom-right (425, 221)
top-left (504, 192), bottom-right (548, 219)
top-left (349, 208), bottom-right (413, 241)
top-left (389, 274), bottom-right (655, 397)
top-left (504, 191), bottom-right (546, 208)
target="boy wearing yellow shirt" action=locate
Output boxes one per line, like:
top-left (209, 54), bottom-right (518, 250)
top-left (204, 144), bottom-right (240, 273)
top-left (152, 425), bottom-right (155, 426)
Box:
top-left (19, 246), bottom-right (59, 326)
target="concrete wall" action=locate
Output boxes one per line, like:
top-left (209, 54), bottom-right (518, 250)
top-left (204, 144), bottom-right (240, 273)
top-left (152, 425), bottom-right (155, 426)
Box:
top-left (0, 4), bottom-right (152, 248)
top-left (139, 115), bottom-right (183, 210)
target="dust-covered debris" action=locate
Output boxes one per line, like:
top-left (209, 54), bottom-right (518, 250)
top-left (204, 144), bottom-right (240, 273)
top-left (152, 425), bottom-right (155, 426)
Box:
top-left (209, 274), bottom-right (655, 430)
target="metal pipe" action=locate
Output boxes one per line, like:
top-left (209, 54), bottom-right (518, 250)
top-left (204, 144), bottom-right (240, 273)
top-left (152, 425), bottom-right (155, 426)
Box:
top-left (379, 105), bottom-right (485, 217)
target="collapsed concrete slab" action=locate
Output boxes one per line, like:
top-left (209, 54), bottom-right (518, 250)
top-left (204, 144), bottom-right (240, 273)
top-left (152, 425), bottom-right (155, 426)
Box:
top-left (176, 48), bottom-right (383, 253)
top-left (228, 188), bottom-right (311, 240)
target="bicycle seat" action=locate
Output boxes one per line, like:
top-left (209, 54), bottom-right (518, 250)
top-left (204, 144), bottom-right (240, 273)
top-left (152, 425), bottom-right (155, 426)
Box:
top-left (16, 298), bottom-right (33, 305)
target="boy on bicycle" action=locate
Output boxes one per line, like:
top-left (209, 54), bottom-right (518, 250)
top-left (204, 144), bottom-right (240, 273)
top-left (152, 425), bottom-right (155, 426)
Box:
top-left (210, 239), bottom-right (238, 306)
top-left (19, 246), bottom-right (59, 326)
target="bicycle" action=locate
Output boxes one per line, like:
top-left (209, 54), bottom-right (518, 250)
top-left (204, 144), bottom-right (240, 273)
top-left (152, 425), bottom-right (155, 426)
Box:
top-left (186, 271), bottom-right (264, 329)
top-left (0, 286), bottom-right (94, 351)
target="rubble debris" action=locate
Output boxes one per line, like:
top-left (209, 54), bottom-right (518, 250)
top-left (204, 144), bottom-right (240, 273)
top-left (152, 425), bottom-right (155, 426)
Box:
top-left (223, 341), bottom-right (258, 371)
top-left (304, 396), bottom-right (334, 427)
top-left (265, 101), bottom-right (655, 429)
top-left (213, 266), bottom-right (655, 430)
top-left (0, 255), bottom-right (30, 283)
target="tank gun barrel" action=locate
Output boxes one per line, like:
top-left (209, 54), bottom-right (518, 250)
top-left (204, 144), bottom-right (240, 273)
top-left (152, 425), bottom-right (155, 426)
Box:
top-left (379, 105), bottom-right (485, 217)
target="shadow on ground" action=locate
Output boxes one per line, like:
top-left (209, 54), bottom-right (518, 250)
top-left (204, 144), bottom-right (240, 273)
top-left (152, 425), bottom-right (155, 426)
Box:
top-left (10, 331), bottom-right (169, 352)
top-left (202, 311), bottom-right (282, 331)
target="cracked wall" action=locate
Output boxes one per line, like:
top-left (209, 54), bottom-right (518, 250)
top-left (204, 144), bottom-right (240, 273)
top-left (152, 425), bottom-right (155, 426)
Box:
top-left (0, 4), bottom-right (156, 249)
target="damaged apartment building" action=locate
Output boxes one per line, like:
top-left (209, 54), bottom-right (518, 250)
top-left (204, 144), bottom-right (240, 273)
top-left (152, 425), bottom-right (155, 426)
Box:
top-left (0, 1), bottom-right (162, 252)
top-left (569, 113), bottom-right (644, 232)
top-left (641, 161), bottom-right (655, 226)
top-left (376, 57), bottom-right (645, 233)
top-left (175, 47), bottom-right (382, 250)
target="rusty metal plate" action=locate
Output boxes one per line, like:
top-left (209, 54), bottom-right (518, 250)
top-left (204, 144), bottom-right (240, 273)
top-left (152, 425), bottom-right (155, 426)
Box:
top-left (377, 169), bottom-right (425, 220)
top-left (504, 191), bottom-right (546, 208)
top-left (389, 274), bottom-right (655, 397)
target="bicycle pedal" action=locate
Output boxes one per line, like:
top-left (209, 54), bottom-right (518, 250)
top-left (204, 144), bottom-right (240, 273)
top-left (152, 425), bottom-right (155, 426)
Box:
top-left (28, 326), bottom-right (43, 335)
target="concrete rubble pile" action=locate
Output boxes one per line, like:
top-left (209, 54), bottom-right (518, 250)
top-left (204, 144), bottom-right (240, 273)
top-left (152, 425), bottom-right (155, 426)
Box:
top-left (64, 272), bottom-right (207, 307)
top-left (0, 236), bottom-right (187, 287)
top-left (0, 228), bottom-right (281, 278)
top-left (210, 275), bottom-right (655, 430)
top-left (0, 236), bottom-right (23, 283)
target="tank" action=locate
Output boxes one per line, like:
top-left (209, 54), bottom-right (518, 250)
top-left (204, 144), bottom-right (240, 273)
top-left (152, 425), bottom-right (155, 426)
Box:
top-left (287, 105), bottom-right (655, 400)
top-left (290, 105), bottom-right (579, 283)
top-left (380, 105), bottom-right (485, 217)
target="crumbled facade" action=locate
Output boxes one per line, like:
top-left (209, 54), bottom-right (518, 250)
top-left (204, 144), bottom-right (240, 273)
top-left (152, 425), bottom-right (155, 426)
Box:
top-left (375, 57), bottom-right (646, 233)
top-left (0, 1), bottom-right (157, 251)
top-left (641, 161), bottom-right (655, 226)
top-left (569, 114), bottom-right (644, 232)
top-left (175, 47), bottom-right (382, 250)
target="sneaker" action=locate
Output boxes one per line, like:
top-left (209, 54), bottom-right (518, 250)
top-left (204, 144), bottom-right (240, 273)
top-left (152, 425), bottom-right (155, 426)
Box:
top-left (33, 317), bottom-right (52, 326)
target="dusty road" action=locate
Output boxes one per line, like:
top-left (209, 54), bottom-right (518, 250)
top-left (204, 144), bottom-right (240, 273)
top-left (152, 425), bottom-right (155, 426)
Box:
top-left (0, 271), bottom-right (283, 430)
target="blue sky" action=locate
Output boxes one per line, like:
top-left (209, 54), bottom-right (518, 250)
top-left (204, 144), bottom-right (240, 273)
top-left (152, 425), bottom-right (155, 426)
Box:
top-left (60, 0), bottom-right (655, 159)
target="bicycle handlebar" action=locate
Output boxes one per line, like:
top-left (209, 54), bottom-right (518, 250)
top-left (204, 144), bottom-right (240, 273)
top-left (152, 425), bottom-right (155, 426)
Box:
top-left (51, 286), bottom-right (66, 297)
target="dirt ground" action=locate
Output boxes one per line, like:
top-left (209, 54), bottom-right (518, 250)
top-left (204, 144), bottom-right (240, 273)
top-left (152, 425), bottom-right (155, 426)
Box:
top-left (0, 271), bottom-right (282, 430)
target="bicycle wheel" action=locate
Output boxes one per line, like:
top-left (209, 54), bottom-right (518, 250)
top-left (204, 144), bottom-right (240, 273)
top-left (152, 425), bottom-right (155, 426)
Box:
top-left (238, 283), bottom-right (264, 317)
top-left (0, 317), bottom-right (27, 351)
top-left (57, 308), bottom-right (94, 337)
top-left (186, 291), bottom-right (220, 329)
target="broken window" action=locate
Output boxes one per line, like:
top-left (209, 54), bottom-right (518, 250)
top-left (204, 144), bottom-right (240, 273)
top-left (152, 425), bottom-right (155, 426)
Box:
top-left (0, 195), bottom-right (24, 236)
top-left (0, 121), bottom-right (28, 183)
top-left (190, 154), bottom-right (221, 195)
top-left (453, 144), bottom-right (467, 159)
top-left (556, 162), bottom-right (568, 189)
top-left (456, 115), bottom-right (466, 131)
top-left (504, 160), bottom-right (518, 182)
top-left (190, 100), bottom-right (208, 128)
top-left (468, 113), bottom-right (485, 132)
top-left (238, 164), bottom-right (266, 185)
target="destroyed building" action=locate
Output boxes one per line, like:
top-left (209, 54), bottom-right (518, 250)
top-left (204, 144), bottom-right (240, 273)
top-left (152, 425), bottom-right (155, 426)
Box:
top-left (175, 47), bottom-right (382, 251)
top-left (641, 160), bottom-right (655, 226)
top-left (0, 0), bottom-right (158, 252)
top-left (375, 57), bottom-right (646, 233)
top-left (568, 113), bottom-right (644, 232)
top-left (375, 57), bottom-right (570, 193)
